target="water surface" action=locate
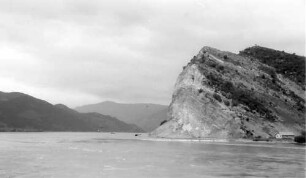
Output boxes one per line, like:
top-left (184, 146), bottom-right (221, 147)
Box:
top-left (0, 132), bottom-right (305, 178)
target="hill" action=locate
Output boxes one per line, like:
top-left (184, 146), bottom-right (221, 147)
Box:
top-left (0, 92), bottom-right (143, 132)
top-left (151, 46), bottom-right (305, 139)
top-left (75, 101), bottom-right (168, 132)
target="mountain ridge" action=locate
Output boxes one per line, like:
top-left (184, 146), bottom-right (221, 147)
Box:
top-left (0, 91), bottom-right (143, 132)
top-left (75, 101), bottom-right (168, 132)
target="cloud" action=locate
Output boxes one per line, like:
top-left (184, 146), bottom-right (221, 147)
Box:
top-left (0, 0), bottom-right (304, 107)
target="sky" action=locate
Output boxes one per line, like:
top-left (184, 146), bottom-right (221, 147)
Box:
top-left (0, 0), bottom-right (305, 107)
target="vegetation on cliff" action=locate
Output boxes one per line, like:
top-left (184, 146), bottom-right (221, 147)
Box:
top-left (240, 46), bottom-right (305, 86)
top-left (205, 73), bottom-right (277, 122)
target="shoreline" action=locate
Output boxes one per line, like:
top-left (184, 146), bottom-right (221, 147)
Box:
top-left (140, 134), bottom-right (305, 145)
top-left (138, 136), bottom-right (306, 149)
top-left (1, 131), bottom-right (304, 146)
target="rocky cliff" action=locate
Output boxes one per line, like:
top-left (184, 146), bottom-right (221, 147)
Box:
top-left (151, 46), bottom-right (305, 139)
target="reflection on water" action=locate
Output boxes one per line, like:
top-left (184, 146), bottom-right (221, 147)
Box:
top-left (0, 132), bottom-right (305, 178)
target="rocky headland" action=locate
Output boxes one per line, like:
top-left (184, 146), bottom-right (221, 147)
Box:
top-left (151, 46), bottom-right (305, 140)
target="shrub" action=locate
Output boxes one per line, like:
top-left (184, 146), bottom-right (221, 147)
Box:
top-left (253, 136), bottom-right (270, 141)
top-left (232, 100), bottom-right (239, 107)
top-left (213, 93), bottom-right (222, 102)
top-left (294, 135), bottom-right (306, 143)
top-left (160, 120), bottom-right (168, 126)
top-left (209, 62), bottom-right (217, 68)
top-left (206, 73), bottom-right (223, 87)
top-left (220, 81), bottom-right (234, 94)
top-left (216, 65), bottom-right (224, 71)
top-left (261, 75), bottom-right (266, 79)
top-left (224, 100), bottom-right (230, 106)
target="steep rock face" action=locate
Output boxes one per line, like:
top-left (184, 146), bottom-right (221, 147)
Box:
top-left (151, 46), bottom-right (305, 139)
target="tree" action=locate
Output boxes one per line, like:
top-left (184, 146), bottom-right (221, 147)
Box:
top-left (294, 131), bottom-right (306, 143)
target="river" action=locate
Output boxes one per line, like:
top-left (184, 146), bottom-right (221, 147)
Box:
top-left (0, 132), bottom-right (305, 178)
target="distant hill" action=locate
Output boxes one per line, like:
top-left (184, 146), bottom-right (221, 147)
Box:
top-left (75, 101), bottom-right (168, 132)
top-left (0, 91), bottom-right (143, 132)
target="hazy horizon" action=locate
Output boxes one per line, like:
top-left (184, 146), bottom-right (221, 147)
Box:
top-left (0, 0), bottom-right (305, 108)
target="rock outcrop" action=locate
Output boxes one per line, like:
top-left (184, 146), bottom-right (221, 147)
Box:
top-left (151, 46), bottom-right (305, 139)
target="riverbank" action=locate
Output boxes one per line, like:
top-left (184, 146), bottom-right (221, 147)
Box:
top-left (136, 133), bottom-right (305, 146)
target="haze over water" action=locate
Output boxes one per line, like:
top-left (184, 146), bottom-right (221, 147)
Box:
top-left (0, 132), bottom-right (305, 178)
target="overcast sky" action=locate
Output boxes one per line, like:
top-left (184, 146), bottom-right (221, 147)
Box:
top-left (0, 0), bottom-right (305, 107)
